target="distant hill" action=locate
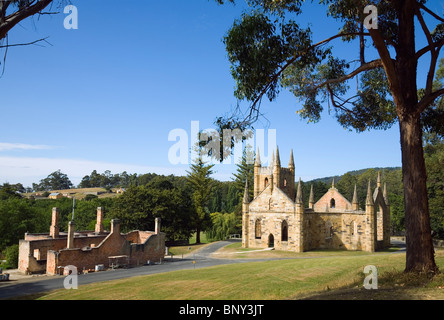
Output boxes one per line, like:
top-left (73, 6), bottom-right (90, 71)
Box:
top-left (306, 167), bottom-right (402, 184)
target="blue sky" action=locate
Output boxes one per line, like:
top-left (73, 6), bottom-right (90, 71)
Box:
top-left (0, 0), bottom-right (442, 187)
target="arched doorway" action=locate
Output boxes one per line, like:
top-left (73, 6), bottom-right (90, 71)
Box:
top-left (268, 234), bottom-right (274, 248)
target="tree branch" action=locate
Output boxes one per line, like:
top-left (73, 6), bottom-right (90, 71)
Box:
top-left (0, 0), bottom-right (53, 40)
top-left (415, 5), bottom-right (439, 96)
top-left (0, 36), bottom-right (50, 48)
top-left (310, 59), bottom-right (383, 92)
top-left (368, 27), bottom-right (402, 107)
top-left (417, 88), bottom-right (444, 115)
top-left (325, 83), bottom-right (358, 116)
top-left (416, 38), bottom-right (444, 60)
top-left (246, 31), bottom-right (372, 121)
top-left (419, 3), bottom-right (444, 23)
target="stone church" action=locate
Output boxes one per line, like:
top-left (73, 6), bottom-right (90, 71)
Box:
top-left (242, 147), bottom-right (390, 252)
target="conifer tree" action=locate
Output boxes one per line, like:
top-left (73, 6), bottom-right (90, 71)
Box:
top-left (186, 155), bottom-right (215, 244)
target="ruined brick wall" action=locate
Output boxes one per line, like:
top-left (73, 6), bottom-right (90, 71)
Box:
top-left (19, 238), bottom-right (68, 274)
top-left (46, 231), bottom-right (165, 275)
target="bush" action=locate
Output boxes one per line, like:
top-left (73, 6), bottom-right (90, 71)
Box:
top-left (2, 244), bottom-right (19, 269)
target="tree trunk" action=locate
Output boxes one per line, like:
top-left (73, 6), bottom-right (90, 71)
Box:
top-left (195, 227), bottom-right (201, 244)
top-left (399, 114), bottom-right (438, 274)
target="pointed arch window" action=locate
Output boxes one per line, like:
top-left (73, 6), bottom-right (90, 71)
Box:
top-left (281, 220), bottom-right (288, 242)
top-left (255, 219), bottom-right (261, 239)
top-left (351, 221), bottom-right (357, 238)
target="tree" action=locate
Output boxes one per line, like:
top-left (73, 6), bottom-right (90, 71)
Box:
top-left (0, 1), bottom-right (59, 73)
top-left (111, 181), bottom-right (193, 241)
top-left (216, 0), bottom-right (443, 274)
top-left (186, 156), bottom-right (215, 244)
top-left (232, 147), bottom-right (255, 209)
top-left (34, 170), bottom-right (73, 191)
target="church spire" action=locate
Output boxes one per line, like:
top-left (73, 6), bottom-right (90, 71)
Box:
top-left (309, 184), bottom-right (314, 209)
top-left (366, 180), bottom-right (374, 206)
top-left (255, 147), bottom-right (261, 167)
top-left (352, 184), bottom-right (359, 210)
top-left (296, 178), bottom-right (303, 205)
top-left (275, 146), bottom-right (281, 167)
top-left (243, 178), bottom-right (250, 204)
top-left (288, 149), bottom-right (294, 170)
top-left (352, 184), bottom-right (358, 204)
top-left (269, 151), bottom-right (275, 168)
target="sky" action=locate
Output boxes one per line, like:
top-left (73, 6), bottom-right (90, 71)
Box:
top-left (0, 0), bottom-right (443, 188)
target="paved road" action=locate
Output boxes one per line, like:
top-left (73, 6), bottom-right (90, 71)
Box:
top-left (0, 239), bottom-right (406, 299)
top-left (0, 240), bottom-right (257, 300)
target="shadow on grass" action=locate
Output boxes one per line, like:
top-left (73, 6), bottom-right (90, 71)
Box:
top-left (298, 268), bottom-right (444, 300)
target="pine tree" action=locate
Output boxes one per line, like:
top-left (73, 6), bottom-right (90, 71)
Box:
top-left (232, 147), bottom-right (255, 212)
top-left (186, 156), bottom-right (215, 244)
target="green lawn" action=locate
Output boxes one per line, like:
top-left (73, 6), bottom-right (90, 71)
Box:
top-left (34, 248), bottom-right (444, 300)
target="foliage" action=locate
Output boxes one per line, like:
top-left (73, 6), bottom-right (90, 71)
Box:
top-left (207, 212), bottom-right (240, 241)
top-left (424, 141), bottom-right (444, 238)
top-left (0, 198), bottom-right (48, 251)
top-left (1, 244), bottom-right (19, 269)
top-left (0, 183), bottom-right (23, 200)
top-left (186, 156), bottom-right (215, 243)
top-left (232, 147), bottom-right (254, 211)
top-left (32, 170), bottom-right (73, 191)
top-left (111, 180), bottom-right (193, 241)
top-left (78, 170), bottom-right (138, 189)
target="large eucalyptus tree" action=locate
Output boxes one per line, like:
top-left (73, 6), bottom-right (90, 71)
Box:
top-left (216, 0), bottom-right (443, 273)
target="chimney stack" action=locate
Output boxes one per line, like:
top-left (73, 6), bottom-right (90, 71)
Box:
top-left (155, 217), bottom-right (161, 234)
top-left (49, 207), bottom-right (60, 239)
top-left (95, 207), bottom-right (104, 233)
top-left (111, 219), bottom-right (120, 234)
top-left (67, 221), bottom-right (75, 249)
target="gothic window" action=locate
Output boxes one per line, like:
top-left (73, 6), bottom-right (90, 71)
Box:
top-left (325, 221), bottom-right (333, 239)
top-left (268, 234), bottom-right (274, 248)
top-left (350, 221), bottom-right (357, 237)
top-left (264, 178), bottom-right (269, 187)
top-left (330, 198), bottom-right (336, 208)
top-left (281, 220), bottom-right (288, 242)
top-left (283, 178), bottom-right (287, 187)
top-left (255, 219), bottom-right (261, 239)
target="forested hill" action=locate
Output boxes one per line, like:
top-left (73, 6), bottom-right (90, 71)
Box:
top-left (307, 167), bottom-right (402, 185)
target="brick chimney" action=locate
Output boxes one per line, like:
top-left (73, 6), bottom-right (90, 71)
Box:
top-left (111, 219), bottom-right (120, 235)
top-left (49, 207), bottom-right (60, 239)
top-left (67, 221), bottom-right (75, 249)
top-left (95, 207), bottom-right (104, 233)
top-left (155, 217), bottom-right (161, 234)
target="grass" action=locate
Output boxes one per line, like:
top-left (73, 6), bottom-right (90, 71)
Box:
top-left (167, 232), bottom-right (211, 256)
top-left (33, 247), bottom-right (444, 300)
